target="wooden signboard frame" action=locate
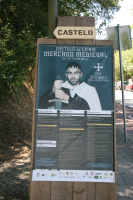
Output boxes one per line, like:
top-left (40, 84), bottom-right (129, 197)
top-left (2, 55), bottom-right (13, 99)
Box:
top-left (30, 16), bottom-right (117, 200)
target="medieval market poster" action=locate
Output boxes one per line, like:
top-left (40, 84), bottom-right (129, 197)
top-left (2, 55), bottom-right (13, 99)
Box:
top-left (32, 44), bottom-right (115, 182)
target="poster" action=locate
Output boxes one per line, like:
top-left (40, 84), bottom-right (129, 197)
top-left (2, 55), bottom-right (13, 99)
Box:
top-left (32, 44), bottom-right (115, 182)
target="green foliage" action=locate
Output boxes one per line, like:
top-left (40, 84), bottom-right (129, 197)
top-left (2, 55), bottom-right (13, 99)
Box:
top-left (121, 31), bottom-right (131, 50)
top-left (0, 23), bottom-right (34, 95)
top-left (0, 0), bottom-right (48, 100)
top-left (58, 0), bottom-right (120, 32)
top-left (115, 45), bottom-right (133, 81)
top-left (0, 0), bottom-right (120, 101)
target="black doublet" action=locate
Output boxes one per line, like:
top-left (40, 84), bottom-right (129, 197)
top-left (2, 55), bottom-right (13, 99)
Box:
top-left (38, 87), bottom-right (90, 110)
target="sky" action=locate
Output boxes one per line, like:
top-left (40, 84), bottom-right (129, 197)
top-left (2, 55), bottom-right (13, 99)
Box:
top-left (97, 0), bottom-right (133, 39)
top-left (108, 0), bottom-right (133, 27)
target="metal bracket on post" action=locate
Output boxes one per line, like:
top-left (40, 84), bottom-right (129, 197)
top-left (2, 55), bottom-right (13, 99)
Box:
top-left (117, 24), bottom-right (127, 142)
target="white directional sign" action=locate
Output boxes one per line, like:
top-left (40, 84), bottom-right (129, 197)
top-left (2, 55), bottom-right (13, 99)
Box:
top-left (106, 25), bottom-right (132, 50)
top-left (53, 26), bottom-right (96, 39)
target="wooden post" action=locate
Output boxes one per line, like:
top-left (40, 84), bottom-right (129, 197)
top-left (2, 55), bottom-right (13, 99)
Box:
top-left (29, 16), bottom-right (117, 200)
top-left (48, 0), bottom-right (58, 38)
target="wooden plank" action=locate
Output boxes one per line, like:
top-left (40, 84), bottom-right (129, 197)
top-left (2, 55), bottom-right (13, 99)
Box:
top-left (95, 39), bottom-right (117, 200)
top-left (57, 16), bottom-right (95, 44)
top-left (76, 39), bottom-right (95, 45)
top-left (37, 38), bottom-right (56, 44)
top-left (58, 16), bottom-right (95, 27)
top-left (76, 16), bottom-right (95, 27)
top-left (86, 182), bottom-right (96, 200)
top-left (74, 36), bottom-right (96, 200)
top-left (74, 182), bottom-right (97, 200)
top-left (95, 40), bottom-right (114, 46)
top-left (30, 38), bottom-right (42, 200)
top-left (30, 182), bottom-right (51, 200)
top-left (30, 17), bottom-right (117, 200)
top-left (96, 183), bottom-right (117, 200)
top-left (58, 16), bottom-right (76, 26)
top-left (57, 39), bottom-right (75, 45)
top-left (51, 34), bottom-right (75, 200)
top-left (51, 182), bottom-right (73, 200)
top-left (74, 19), bottom-right (96, 200)
top-left (112, 38), bottom-right (117, 190)
top-left (54, 17), bottom-right (76, 200)
top-left (57, 16), bottom-right (76, 44)
top-left (73, 182), bottom-right (87, 200)
top-left (75, 38), bottom-right (116, 200)
top-left (29, 39), bottom-right (56, 200)
top-left (29, 39), bottom-right (56, 171)
top-left (73, 182), bottom-right (96, 200)
top-left (76, 17), bottom-right (95, 45)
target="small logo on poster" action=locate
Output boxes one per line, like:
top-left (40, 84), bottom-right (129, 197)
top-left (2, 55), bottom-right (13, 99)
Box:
top-left (42, 174), bottom-right (48, 177)
top-left (91, 172), bottom-right (94, 175)
top-left (59, 172), bottom-right (65, 175)
top-left (110, 173), bottom-right (113, 179)
top-left (51, 173), bottom-right (56, 177)
top-left (103, 173), bottom-right (108, 179)
top-left (95, 173), bottom-right (102, 176)
top-left (94, 63), bottom-right (103, 72)
top-left (35, 172), bottom-right (41, 177)
top-left (75, 172), bottom-right (83, 175)
top-left (88, 62), bottom-right (110, 82)
top-left (94, 176), bottom-right (98, 179)
top-left (70, 176), bottom-right (75, 178)
top-left (66, 172), bottom-right (69, 175)
top-left (70, 172), bottom-right (73, 175)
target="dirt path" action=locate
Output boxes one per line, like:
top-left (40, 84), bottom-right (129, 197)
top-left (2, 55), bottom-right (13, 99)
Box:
top-left (0, 156), bottom-right (30, 200)
top-left (0, 83), bottom-right (33, 200)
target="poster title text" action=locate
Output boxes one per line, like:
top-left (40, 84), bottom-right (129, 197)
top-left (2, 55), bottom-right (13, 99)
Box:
top-left (44, 47), bottom-right (108, 58)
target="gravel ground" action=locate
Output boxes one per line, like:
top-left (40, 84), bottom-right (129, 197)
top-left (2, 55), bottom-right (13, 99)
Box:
top-left (0, 149), bottom-right (31, 200)
top-left (0, 83), bottom-right (33, 200)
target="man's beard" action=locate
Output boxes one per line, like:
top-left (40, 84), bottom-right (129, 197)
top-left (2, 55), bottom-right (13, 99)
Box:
top-left (67, 77), bottom-right (80, 86)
